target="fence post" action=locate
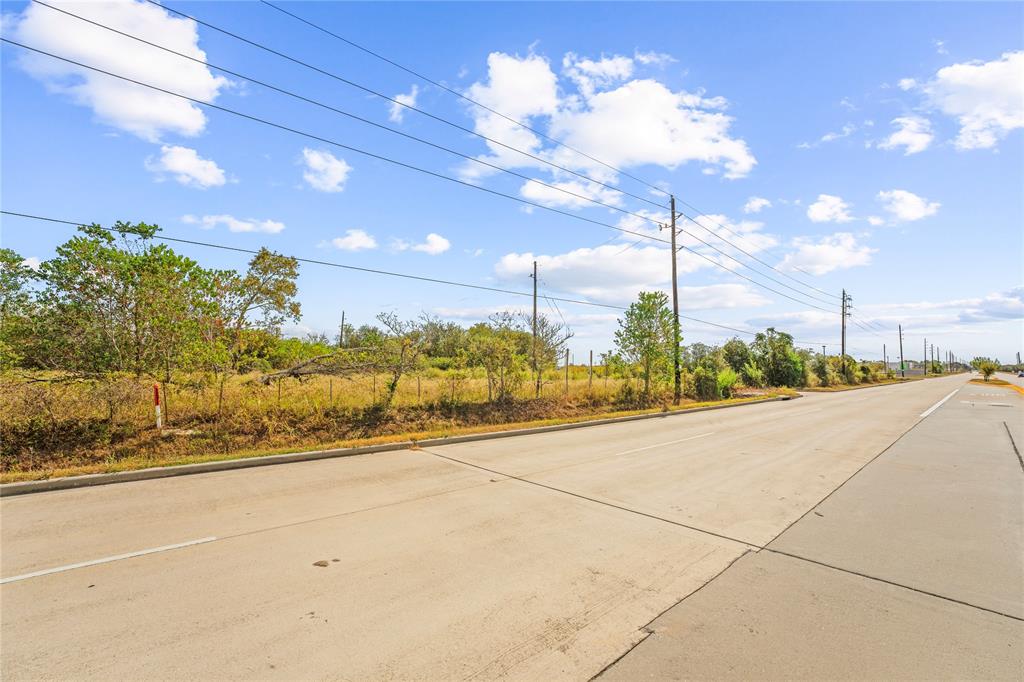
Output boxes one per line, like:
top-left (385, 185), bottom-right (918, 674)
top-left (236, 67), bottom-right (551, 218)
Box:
top-left (565, 348), bottom-right (569, 395)
top-left (153, 383), bottom-right (162, 429)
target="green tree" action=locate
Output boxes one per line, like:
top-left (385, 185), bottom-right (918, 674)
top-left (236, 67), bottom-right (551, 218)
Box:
top-left (0, 248), bottom-right (38, 369)
top-left (721, 338), bottom-right (751, 374)
top-left (614, 291), bottom-right (675, 401)
top-left (750, 328), bottom-right (805, 387)
top-left (26, 223), bottom-right (218, 380)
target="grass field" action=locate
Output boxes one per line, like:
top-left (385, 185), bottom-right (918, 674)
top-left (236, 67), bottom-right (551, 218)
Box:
top-left (1, 368), bottom-right (795, 482)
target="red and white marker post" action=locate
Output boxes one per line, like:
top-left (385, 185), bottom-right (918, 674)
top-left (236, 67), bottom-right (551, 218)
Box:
top-left (153, 383), bottom-right (162, 429)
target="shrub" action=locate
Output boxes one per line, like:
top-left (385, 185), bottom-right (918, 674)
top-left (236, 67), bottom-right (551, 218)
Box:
top-left (741, 360), bottom-right (765, 388)
top-left (717, 368), bottom-right (739, 398)
top-left (693, 366), bottom-right (719, 401)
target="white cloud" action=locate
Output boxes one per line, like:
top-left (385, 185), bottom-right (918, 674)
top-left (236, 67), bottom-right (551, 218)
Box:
top-left (301, 148), bottom-right (351, 192)
top-left (867, 216), bottom-right (885, 226)
top-left (9, 0), bottom-right (230, 141)
top-left (897, 78), bottom-right (917, 91)
top-left (182, 214), bottom-right (284, 234)
top-left (460, 51), bottom-right (755, 184)
top-left (877, 189), bottom-right (940, 222)
top-left (21, 257), bottom-right (41, 271)
top-left (806, 194), bottom-right (853, 223)
top-left (676, 284), bottom-right (770, 310)
top-left (921, 51), bottom-right (1024, 150)
top-left (634, 50), bottom-right (676, 66)
top-left (412, 233), bottom-right (451, 255)
top-left (520, 178), bottom-right (623, 209)
top-left (563, 53), bottom-right (635, 97)
top-left (329, 229), bottom-right (377, 251)
top-left (798, 123), bottom-right (857, 149)
top-left (145, 145), bottom-right (226, 188)
top-left (551, 78), bottom-right (755, 179)
top-left (933, 40), bottom-right (948, 56)
top-left (877, 115), bottom-right (933, 155)
top-left (392, 233), bottom-right (451, 255)
top-left (388, 84), bottom-right (419, 123)
top-left (780, 233), bottom-right (875, 275)
top-left (743, 196), bottom-right (772, 214)
top-left (856, 286), bottom-right (1023, 326)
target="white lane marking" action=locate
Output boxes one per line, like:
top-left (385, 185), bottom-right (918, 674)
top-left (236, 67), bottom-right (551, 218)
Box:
top-left (615, 432), bottom-right (715, 457)
top-left (920, 389), bottom-right (960, 418)
top-left (1, 537), bottom-right (217, 585)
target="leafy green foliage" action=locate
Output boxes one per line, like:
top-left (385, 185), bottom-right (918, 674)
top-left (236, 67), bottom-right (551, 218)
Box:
top-left (750, 328), bottom-right (805, 387)
top-left (716, 367), bottom-right (739, 398)
top-left (614, 291), bottom-right (675, 401)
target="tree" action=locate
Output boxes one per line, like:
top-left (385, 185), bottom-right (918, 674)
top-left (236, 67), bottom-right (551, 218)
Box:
top-left (521, 311), bottom-right (571, 397)
top-left (23, 223), bottom-right (219, 380)
top-left (721, 338), bottom-right (751, 374)
top-left (0, 248), bottom-right (38, 369)
top-left (750, 328), bottom-right (805, 387)
top-left (467, 314), bottom-right (528, 402)
top-left (215, 247), bottom-right (301, 370)
top-left (972, 357), bottom-right (998, 381)
top-left (614, 291), bottom-right (675, 401)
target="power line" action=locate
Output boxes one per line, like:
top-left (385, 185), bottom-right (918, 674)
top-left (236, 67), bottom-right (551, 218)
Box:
top-left (5, 37), bottom-right (843, 317)
top-left (38, 0), bottom-right (843, 313)
top-left (671, 221), bottom-right (838, 309)
top-left (673, 197), bottom-right (841, 299)
top-left (3, 210), bottom-right (803, 341)
top-left (146, 0), bottom-right (665, 211)
top-left (677, 208), bottom-right (841, 300)
top-left (245, 0), bottom-right (843, 309)
top-left (30, 0), bottom-right (664, 228)
top-left (0, 38), bottom-right (671, 249)
top-left (257, 0), bottom-right (669, 197)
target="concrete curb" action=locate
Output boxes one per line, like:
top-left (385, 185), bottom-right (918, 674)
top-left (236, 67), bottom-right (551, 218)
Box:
top-left (1, 395), bottom-right (795, 497)
top-left (800, 373), bottom-right (965, 394)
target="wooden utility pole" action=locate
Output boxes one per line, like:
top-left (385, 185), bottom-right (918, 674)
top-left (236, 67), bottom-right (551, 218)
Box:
top-left (339, 310), bottom-right (345, 346)
top-left (841, 289), bottom-right (850, 376)
top-left (669, 195), bottom-right (681, 405)
top-left (898, 324), bottom-right (905, 378)
top-left (532, 260), bottom-right (540, 399)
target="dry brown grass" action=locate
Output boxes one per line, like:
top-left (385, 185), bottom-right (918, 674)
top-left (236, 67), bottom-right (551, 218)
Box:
top-left (1, 370), bottom-right (789, 482)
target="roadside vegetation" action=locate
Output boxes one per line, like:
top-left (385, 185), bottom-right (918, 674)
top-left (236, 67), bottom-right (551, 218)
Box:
top-left (0, 222), bottom-right (909, 480)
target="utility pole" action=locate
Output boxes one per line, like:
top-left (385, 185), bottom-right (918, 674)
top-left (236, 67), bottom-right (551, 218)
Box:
top-left (339, 310), bottom-right (345, 346)
top-left (821, 344), bottom-right (826, 358)
top-left (923, 337), bottom-right (927, 375)
top-left (898, 324), bottom-right (905, 378)
top-left (668, 195), bottom-right (682, 405)
top-left (841, 289), bottom-right (850, 377)
top-left (883, 343), bottom-right (886, 372)
top-left (532, 260), bottom-right (539, 398)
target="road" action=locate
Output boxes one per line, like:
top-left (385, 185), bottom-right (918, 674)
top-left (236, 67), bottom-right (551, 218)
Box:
top-left (1, 373), bottom-right (1020, 680)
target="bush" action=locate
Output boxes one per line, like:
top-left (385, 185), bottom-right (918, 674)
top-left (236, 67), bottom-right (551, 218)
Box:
top-left (693, 366), bottom-right (719, 401)
top-left (717, 368), bottom-right (739, 398)
top-left (741, 360), bottom-right (765, 388)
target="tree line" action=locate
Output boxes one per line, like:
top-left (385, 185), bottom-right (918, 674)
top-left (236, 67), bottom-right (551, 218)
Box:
top-left (1, 222), bottom-right (889, 411)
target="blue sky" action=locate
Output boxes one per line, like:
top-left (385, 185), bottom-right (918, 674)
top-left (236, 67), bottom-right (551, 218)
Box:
top-left (2, 1), bottom-right (1022, 363)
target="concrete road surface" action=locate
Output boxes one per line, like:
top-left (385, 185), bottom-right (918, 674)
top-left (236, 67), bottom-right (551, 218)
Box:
top-left (2, 373), bottom-right (1020, 680)
top-left (600, 376), bottom-right (1023, 680)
